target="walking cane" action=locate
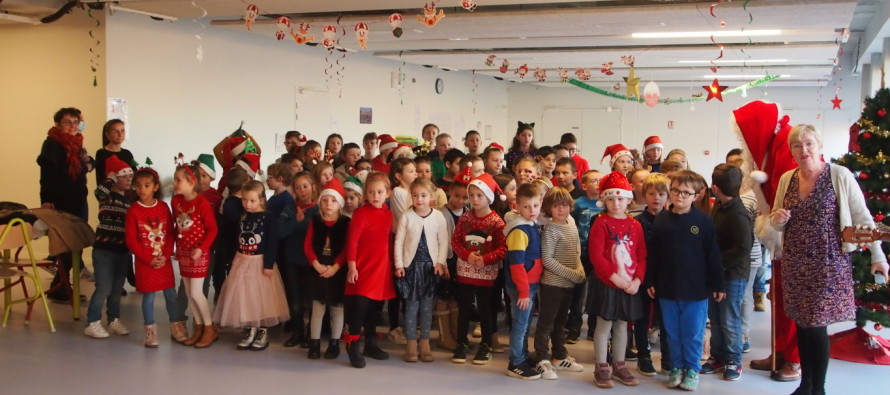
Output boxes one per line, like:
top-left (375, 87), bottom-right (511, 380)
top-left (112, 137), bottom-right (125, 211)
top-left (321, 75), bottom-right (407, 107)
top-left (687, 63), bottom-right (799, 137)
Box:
top-left (768, 260), bottom-right (779, 380)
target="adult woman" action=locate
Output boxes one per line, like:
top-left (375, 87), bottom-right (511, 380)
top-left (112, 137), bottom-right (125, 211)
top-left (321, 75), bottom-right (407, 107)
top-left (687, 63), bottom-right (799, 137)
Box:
top-left (770, 124), bottom-right (887, 395)
top-left (95, 119), bottom-right (135, 186)
top-left (37, 107), bottom-right (95, 302)
top-left (505, 122), bottom-right (537, 174)
top-left (666, 149), bottom-right (689, 170)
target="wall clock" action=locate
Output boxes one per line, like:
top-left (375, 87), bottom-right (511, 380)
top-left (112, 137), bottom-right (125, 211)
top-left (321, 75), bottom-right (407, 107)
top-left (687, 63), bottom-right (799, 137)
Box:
top-left (435, 78), bottom-right (444, 94)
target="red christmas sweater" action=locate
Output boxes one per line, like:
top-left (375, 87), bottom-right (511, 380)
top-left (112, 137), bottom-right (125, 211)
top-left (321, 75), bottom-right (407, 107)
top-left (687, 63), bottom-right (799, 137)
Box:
top-left (371, 155), bottom-right (391, 175)
top-left (588, 214), bottom-right (647, 289)
top-left (171, 194), bottom-right (218, 260)
top-left (345, 204), bottom-right (396, 300)
top-left (200, 187), bottom-right (223, 215)
top-left (451, 210), bottom-right (507, 287)
top-left (125, 200), bottom-right (175, 293)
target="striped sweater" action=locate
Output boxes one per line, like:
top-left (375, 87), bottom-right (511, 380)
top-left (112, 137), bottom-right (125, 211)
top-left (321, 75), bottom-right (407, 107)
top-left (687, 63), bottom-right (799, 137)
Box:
top-left (541, 217), bottom-right (586, 288)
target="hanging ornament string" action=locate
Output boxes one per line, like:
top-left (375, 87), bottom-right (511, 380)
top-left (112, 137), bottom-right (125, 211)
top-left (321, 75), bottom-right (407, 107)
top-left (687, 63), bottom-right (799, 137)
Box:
top-left (87, 7), bottom-right (101, 87)
top-left (191, 0), bottom-right (207, 63)
top-left (472, 69), bottom-right (479, 114)
top-left (398, 51), bottom-right (406, 105)
top-left (335, 14), bottom-right (347, 98)
top-left (708, 0), bottom-right (725, 73)
top-left (739, 0), bottom-right (753, 70)
top-left (568, 75), bottom-right (779, 104)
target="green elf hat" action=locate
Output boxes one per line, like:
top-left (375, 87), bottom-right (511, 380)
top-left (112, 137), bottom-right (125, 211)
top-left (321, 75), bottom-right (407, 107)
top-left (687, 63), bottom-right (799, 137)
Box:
top-left (196, 153), bottom-right (216, 180)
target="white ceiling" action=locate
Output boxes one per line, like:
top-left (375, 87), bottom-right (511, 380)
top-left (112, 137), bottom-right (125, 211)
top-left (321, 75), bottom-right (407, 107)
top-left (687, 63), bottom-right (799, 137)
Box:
top-left (2, 0), bottom-right (871, 87)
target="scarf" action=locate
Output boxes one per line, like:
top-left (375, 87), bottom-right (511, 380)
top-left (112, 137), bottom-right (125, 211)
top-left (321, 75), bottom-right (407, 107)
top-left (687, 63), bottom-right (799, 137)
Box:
top-left (47, 126), bottom-right (84, 180)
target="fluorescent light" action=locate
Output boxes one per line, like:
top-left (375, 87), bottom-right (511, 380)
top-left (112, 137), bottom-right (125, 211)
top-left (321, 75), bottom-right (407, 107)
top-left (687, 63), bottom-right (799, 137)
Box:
top-left (109, 4), bottom-right (178, 21)
top-left (0, 12), bottom-right (38, 24)
top-left (679, 59), bottom-right (788, 64)
top-left (633, 29), bottom-right (781, 38)
top-left (448, 38), bottom-right (469, 41)
top-left (702, 74), bottom-right (789, 79)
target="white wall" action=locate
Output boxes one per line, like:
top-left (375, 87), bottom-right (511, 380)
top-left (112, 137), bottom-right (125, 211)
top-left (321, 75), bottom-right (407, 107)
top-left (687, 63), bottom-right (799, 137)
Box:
top-left (106, 12), bottom-right (509, 182)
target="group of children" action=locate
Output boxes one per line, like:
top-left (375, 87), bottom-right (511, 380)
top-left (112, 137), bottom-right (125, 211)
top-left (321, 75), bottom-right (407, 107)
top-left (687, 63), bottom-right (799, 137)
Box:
top-left (83, 120), bottom-right (755, 391)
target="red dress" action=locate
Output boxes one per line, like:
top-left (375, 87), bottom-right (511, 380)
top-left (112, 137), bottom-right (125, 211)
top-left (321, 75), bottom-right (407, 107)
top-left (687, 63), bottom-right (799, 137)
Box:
top-left (345, 204), bottom-right (395, 301)
top-left (171, 194), bottom-right (218, 278)
top-left (201, 187), bottom-right (223, 215)
top-left (125, 200), bottom-right (175, 293)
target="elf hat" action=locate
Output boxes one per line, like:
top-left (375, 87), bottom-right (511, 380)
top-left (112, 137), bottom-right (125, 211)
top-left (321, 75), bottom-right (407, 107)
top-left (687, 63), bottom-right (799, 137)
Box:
top-left (344, 170), bottom-right (369, 195)
top-left (601, 143), bottom-right (632, 167)
top-left (196, 153), bottom-right (216, 180)
top-left (469, 173), bottom-right (506, 203)
top-left (378, 134), bottom-right (399, 152)
top-left (644, 136), bottom-right (663, 152)
top-left (598, 170), bottom-right (633, 204)
top-left (236, 152), bottom-right (261, 179)
top-left (105, 156), bottom-right (133, 178)
top-left (393, 144), bottom-right (416, 159)
top-left (319, 178), bottom-right (346, 208)
top-left (455, 163), bottom-right (474, 187)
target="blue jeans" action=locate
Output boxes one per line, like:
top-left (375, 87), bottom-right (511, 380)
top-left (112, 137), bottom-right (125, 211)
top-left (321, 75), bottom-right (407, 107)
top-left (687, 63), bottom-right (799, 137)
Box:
top-left (506, 284), bottom-right (539, 366)
top-left (142, 288), bottom-right (178, 325)
top-left (709, 278), bottom-right (747, 363)
top-left (752, 248), bottom-right (770, 294)
top-left (659, 298), bottom-right (708, 371)
top-left (404, 295), bottom-right (434, 340)
top-left (87, 249), bottom-right (131, 323)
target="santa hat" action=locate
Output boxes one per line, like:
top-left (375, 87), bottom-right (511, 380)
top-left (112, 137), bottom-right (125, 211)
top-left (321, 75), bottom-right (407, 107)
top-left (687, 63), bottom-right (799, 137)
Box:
top-left (196, 153), bottom-right (216, 180)
top-left (598, 171), bottom-right (633, 205)
top-left (455, 163), bottom-right (473, 186)
top-left (644, 136), bottom-right (663, 152)
top-left (393, 144), bottom-right (416, 159)
top-left (378, 134), bottom-right (399, 152)
top-left (601, 144), bottom-right (632, 167)
top-left (487, 142), bottom-right (505, 152)
top-left (469, 173), bottom-right (506, 203)
top-left (290, 131), bottom-right (308, 147)
top-left (319, 178), bottom-right (346, 208)
top-left (344, 170), bottom-right (369, 195)
top-left (236, 152), bottom-right (261, 179)
top-left (105, 156), bottom-right (133, 178)
top-left (228, 135), bottom-right (248, 158)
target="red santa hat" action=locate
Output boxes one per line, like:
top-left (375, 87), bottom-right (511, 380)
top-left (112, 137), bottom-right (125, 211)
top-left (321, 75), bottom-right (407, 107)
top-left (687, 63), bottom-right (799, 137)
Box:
top-left (469, 173), bottom-right (506, 204)
top-left (319, 178), bottom-right (346, 208)
top-left (455, 163), bottom-right (474, 187)
top-left (598, 171), bottom-right (634, 201)
top-left (487, 142), bottom-right (505, 152)
top-left (236, 152), bottom-right (261, 179)
top-left (393, 143), bottom-right (416, 159)
top-left (228, 135), bottom-right (248, 158)
top-left (378, 134), bottom-right (399, 152)
top-left (601, 143), bottom-right (632, 167)
top-left (105, 156), bottom-right (133, 178)
top-left (644, 136), bottom-right (663, 152)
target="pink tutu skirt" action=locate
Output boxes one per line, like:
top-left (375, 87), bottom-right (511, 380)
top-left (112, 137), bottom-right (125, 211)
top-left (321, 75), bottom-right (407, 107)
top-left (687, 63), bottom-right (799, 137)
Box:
top-left (213, 253), bottom-right (290, 328)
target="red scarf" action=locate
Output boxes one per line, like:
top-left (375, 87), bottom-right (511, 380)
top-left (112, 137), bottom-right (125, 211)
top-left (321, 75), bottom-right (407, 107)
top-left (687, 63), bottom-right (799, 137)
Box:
top-left (47, 126), bottom-right (84, 180)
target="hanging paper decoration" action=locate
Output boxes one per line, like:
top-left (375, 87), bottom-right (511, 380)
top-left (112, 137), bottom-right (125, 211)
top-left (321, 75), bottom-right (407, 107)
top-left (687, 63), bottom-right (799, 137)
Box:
top-left (389, 13), bottom-right (404, 38)
top-left (275, 17), bottom-right (291, 40)
top-left (472, 69), bottom-right (478, 114)
top-left (322, 24), bottom-right (338, 50)
top-left (624, 67), bottom-right (641, 99)
top-left (354, 22), bottom-right (369, 50)
top-left (643, 81), bottom-right (661, 107)
top-left (708, 0), bottom-right (725, 72)
top-left (191, 0), bottom-right (207, 63)
top-left (558, 68), bottom-right (570, 82)
top-left (515, 64), bottom-right (529, 79)
top-left (831, 95), bottom-right (843, 110)
top-left (613, 83), bottom-right (621, 91)
top-left (244, 4), bottom-right (259, 30)
top-left (461, 0), bottom-right (478, 12)
top-left (691, 92), bottom-right (704, 98)
top-left (570, 75), bottom-right (778, 104)
top-left (174, 153), bottom-right (185, 167)
top-left (87, 7), bottom-right (100, 87)
top-left (600, 61), bottom-right (614, 75)
top-left (621, 55), bottom-right (635, 67)
top-left (575, 68), bottom-right (591, 81)
top-left (533, 67), bottom-right (547, 82)
top-left (292, 22), bottom-right (315, 44)
top-left (485, 55), bottom-right (496, 67)
top-left (703, 78), bottom-right (728, 102)
top-left (499, 59), bottom-right (510, 73)
top-left (417, 2), bottom-right (446, 27)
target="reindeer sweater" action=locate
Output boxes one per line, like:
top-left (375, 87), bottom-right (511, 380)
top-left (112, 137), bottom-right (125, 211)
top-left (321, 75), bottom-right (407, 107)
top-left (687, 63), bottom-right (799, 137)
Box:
top-left (588, 214), bottom-right (647, 291)
top-left (171, 195), bottom-right (218, 259)
top-left (125, 200), bottom-right (175, 293)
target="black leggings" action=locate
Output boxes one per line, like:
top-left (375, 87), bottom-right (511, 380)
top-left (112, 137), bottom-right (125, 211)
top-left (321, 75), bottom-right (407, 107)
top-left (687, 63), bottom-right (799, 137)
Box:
top-left (457, 283), bottom-right (493, 345)
top-left (796, 324), bottom-right (829, 395)
top-left (345, 295), bottom-right (382, 337)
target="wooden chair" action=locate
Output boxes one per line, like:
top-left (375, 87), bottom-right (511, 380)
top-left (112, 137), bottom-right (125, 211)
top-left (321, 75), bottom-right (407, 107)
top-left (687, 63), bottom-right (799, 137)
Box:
top-left (0, 218), bottom-right (55, 332)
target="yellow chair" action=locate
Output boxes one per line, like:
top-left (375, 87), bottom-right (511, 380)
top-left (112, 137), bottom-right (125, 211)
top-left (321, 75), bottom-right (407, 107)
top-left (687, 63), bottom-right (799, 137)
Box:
top-left (0, 218), bottom-right (55, 332)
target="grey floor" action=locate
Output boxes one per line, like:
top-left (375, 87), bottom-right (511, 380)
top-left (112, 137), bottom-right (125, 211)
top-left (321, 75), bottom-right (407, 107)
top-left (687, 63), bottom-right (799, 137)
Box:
top-left (2, 276), bottom-right (889, 395)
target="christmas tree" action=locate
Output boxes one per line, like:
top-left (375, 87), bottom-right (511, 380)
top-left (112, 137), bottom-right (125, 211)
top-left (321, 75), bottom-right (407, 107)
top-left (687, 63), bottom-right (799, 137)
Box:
top-left (834, 87), bottom-right (890, 330)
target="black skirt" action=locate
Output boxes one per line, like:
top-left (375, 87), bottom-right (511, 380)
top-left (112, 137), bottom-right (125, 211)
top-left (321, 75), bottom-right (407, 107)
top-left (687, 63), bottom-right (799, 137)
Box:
top-left (308, 254), bottom-right (346, 305)
top-left (589, 276), bottom-right (643, 322)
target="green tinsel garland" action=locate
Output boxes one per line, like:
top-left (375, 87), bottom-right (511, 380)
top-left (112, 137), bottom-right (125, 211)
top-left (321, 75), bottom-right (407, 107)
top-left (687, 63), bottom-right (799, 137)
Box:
top-left (568, 75), bottom-right (780, 104)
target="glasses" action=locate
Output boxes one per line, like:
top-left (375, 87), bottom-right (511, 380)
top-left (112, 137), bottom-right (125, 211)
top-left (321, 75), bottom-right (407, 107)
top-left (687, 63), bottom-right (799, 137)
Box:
top-left (59, 121), bottom-right (79, 126)
top-left (670, 188), bottom-right (696, 198)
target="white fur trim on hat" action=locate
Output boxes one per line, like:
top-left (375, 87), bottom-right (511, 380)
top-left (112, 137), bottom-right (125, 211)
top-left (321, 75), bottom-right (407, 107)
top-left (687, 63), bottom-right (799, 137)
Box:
top-left (610, 150), bottom-right (632, 167)
top-left (230, 140), bottom-right (247, 158)
top-left (645, 142), bottom-right (663, 152)
top-left (198, 163), bottom-right (215, 180)
top-left (600, 188), bottom-right (634, 200)
top-left (344, 181), bottom-right (363, 195)
top-left (319, 188), bottom-right (345, 208)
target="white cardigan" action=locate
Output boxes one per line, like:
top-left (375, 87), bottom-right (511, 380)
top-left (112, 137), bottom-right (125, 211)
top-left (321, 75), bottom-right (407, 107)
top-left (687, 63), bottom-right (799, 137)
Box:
top-left (394, 208), bottom-right (450, 269)
top-left (771, 164), bottom-right (885, 263)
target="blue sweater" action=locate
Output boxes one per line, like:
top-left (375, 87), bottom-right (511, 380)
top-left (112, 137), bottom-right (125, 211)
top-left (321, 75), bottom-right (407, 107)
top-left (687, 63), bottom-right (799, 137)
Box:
top-left (572, 196), bottom-right (603, 258)
top-left (504, 212), bottom-right (543, 299)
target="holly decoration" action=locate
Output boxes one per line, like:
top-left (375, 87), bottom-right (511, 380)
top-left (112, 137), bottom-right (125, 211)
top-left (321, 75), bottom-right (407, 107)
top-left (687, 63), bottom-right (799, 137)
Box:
top-left (879, 109), bottom-right (887, 117)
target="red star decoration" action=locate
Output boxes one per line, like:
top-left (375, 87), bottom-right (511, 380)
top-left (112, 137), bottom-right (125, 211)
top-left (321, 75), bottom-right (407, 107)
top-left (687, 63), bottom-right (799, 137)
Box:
top-left (831, 95), bottom-right (843, 110)
top-left (702, 78), bottom-right (728, 102)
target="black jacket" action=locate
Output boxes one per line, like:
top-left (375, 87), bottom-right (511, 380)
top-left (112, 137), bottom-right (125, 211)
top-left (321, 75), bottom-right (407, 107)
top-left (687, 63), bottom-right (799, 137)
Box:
top-left (711, 196), bottom-right (753, 281)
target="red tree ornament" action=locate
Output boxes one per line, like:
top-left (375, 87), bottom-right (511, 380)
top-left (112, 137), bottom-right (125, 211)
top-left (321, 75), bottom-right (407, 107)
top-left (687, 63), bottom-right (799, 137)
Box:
top-left (859, 172), bottom-right (869, 180)
top-left (876, 212), bottom-right (885, 222)
top-left (703, 78), bottom-right (728, 102)
top-left (863, 132), bottom-right (873, 139)
top-left (879, 109), bottom-right (887, 117)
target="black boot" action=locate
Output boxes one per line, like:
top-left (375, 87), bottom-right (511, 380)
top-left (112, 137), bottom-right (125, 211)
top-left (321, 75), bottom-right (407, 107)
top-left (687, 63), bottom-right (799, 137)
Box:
top-left (308, 339), bottom-right (321, 359)
top-left (284, 330), bottom-right (303, 348)
top-left (363, 333), bottom-right (390, 360)
top-left (324, 339), bottom-right (341, 359)
top-left (345, 335), bottom-right (365, 368)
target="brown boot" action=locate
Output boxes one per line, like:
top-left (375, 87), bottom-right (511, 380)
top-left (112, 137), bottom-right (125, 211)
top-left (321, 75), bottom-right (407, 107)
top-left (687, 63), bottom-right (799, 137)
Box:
top-left (611, 361), bottom-right (639, 386)
top-left (754, 292), bottom-right (767, 312)
top-left (404, 340), bottom-right (418, 362)
top-left (750, 353), bottom-right (783, 371)
top-left (419, 339), bottom-right (434, 362)
top-left (170, 321), bottom-right (188, 343)
top-left (195, 325), bottom-right (218, 348)
top-left (594, 363), bottom-right (614, 388)
top-left (776, 362), bottom-right (801, 381)
top-left (144, 324), bottom-right (158, 348)
top-left (182, 321), bottom-right (203, 346)
top-left (435, 310), bottom-right (458, 351)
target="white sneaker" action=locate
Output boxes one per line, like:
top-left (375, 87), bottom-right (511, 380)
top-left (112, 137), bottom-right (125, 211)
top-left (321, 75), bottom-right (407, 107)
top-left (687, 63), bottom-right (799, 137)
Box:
top-left (107, 318), bottom-right (130, 335)
top-left (389, 327), bottom-right (408, 345)
top-left (84, 320), bottom-right (110, 338)
top-left (80, 267), bottom-right (95, 282)
top-left (536, 360), bottom-right (559, 380)
top-left (552, 356), bottom-right (585, 372)
top-left (472, 323), bottom-right (482, 338)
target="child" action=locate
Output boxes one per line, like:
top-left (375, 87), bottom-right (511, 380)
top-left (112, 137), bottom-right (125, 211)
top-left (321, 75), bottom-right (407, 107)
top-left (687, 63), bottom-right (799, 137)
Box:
top-left (212, 125), bottom-right (262, 194)
top-left (343, 172), bottom-right (396, 368)
top-left (304, 179), bottom-right (350, 360)
top-left (642, 136), bottom-right (664, 172)
top-left (553, 144), bottom-right (571, 161)
top-left (506, 122), bottom-right (537, 173)
top-left (436, 173), bottom-right (470, 351)
top-left (212, 168), bottom-right (249, 299)
top-left (513, 156), bottom-right (538, 185)
top-left (553, 157), bottom-right (583, 199)
top-left (387, 157), bottom-right (417, 343)
top-left (494, 173), bottom-right (517, 216)
top-left (279, 171), bottom-right (319, 347)
top-left (568, 169), bottom-right (602, 345)
top-left (394, 179), bottom-right (449, 362)
top-left (342, 171), bottom-right (367, 218)
top-left (194, 154), bottom-right (222, 214)
top-left (414, 156), bottom-right (447, 208)
top-left (284, 130), bottom-right (306, 154)
top-left (437, 148), bottom-right (465, 192)
top-left (301, 140), bottom-right (323, 171)
top-left (602, 144), bottom-right (635, 178)
top-left (354, 158), bottom-right (372, 173)
top-left (482, 143), bottom-right (506, 176)
top-left (266, 163), bottom-right (295, 218)
top-left (646, 170), bottom-right (723, 391)
top-left (171, 164), bottom-right (219, 348)
top-left (459, 154), bottom-right (485, 179)
top-left (536, 146), bottom-right (557, 181)
top-left (311, 161), bottom-right (335, 190)
top-left (372, 134), bottom-right (399, 174)
top-left (85, 156), bottom-right (137, 339)
top-left (560, 132), bottom-right (590, 181)
top-left (213, 181), bottom-right (290, 351)
top-left (362, 132), bottom-right (378, 161)
top-left (700, 164), bottom-right (752, 381)
top-left (430, 132), bottom-right (453, 181)
top-left (627, 168), bottom-right (651, 215)
top-left (125, 167), bottom-right (179, 348)
top-left (633, 172), bottom-right (671, 376)
top-left (532, 187), bottom-right (587, 380)
top-left (324, 133), bottom-right (343, 165)
top-left (414, 123), bottom-right (439, 158)
top-left (335, 143), bottom-right (362, 182)
top-left (666, 149), bottom-right (689, 170)
top-left (503, 183), bottom-right (545, 380)
top-left (589, 171), bottom-right (647, 388)
top-left (451, 173), bottom-right (507, 365)
top-left (464, 130), bottom-right (482, 156)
